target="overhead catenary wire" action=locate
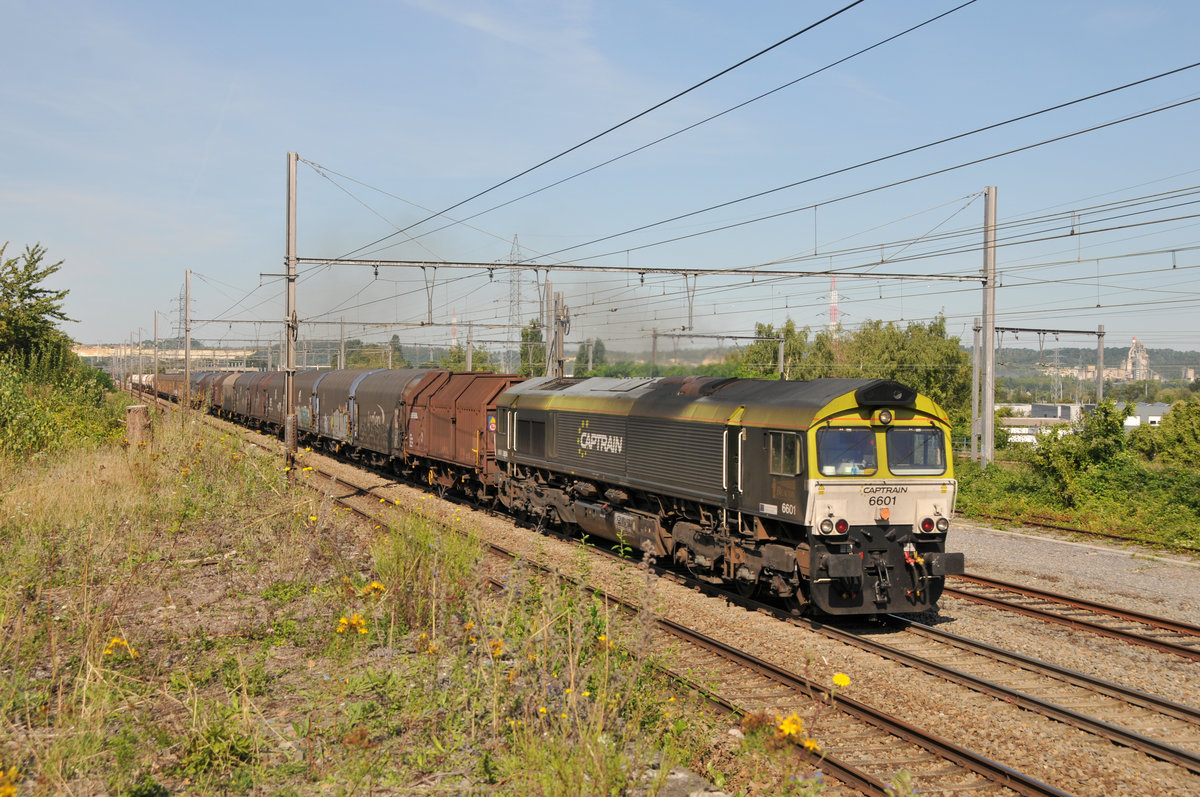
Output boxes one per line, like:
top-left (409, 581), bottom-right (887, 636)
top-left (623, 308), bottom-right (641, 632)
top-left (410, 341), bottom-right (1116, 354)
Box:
top-left (512, 64), bottom-right (1200, 264)
top-left (335, 0), bottom-right (870, 261)
top-left (184, 97), bottom-right (1200, 355)
top-left (193, 178), bottom-right (1200, 348)
top-left (375, 0), bottom-right (984, 251)
top-left (298, 188), bottom-right (1200, 320)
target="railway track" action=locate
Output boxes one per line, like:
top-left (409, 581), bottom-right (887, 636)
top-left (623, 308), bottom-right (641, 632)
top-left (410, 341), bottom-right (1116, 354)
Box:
top-left (647, 563), bottom-right (1200, 780)
top-left (945, 572), bottom-right (1200, 662)
top-left (303, 463), bottom-right (1068, 797)
top-left (854, 618), bottom-right (1200, 774)
top-left (141, 392), bottom-right (1198, 792)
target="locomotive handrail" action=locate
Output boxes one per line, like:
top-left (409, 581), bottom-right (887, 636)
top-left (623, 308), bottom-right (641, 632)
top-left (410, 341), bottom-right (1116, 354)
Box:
top-left (737, 428), bottom-right (744, 493)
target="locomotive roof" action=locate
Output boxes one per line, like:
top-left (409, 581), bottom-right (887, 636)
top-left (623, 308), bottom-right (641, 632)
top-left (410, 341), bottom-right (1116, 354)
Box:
top-left (498, 375), bottom-right (946, 429)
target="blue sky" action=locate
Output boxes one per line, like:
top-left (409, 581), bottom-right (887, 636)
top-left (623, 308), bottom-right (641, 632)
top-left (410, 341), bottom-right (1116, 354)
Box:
top-left (4, 0), bottom-right (1200, 361)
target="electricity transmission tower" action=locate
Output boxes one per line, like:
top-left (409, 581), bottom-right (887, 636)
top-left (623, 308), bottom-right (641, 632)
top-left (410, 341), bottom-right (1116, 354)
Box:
top-left (507, 236), bottom-right (523, 373)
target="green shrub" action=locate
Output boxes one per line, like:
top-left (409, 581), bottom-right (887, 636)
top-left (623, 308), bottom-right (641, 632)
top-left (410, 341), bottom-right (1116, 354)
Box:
top-left (0, 350), bottom-right (123, 458)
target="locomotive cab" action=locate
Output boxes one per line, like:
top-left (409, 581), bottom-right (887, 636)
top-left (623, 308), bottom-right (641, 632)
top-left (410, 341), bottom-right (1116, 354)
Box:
top-left (800, 384), bottom-right (964, 615)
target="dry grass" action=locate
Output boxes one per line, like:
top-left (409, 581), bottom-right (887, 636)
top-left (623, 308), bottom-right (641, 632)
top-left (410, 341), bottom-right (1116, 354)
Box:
top-left (0, 405), bottom-right (843, 795)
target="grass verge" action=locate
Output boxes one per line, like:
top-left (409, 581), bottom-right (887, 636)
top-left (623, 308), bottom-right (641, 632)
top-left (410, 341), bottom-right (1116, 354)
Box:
top-left (0, 406), bottom-right (854, 794)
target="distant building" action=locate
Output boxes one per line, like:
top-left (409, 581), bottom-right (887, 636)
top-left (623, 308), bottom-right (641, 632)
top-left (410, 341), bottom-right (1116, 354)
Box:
top-left (1042, 336), bottom-right (1180, 383)
top-left (1118, 401), bottom-right (1172, 429)
top-left (996, 402), bottom-right (1085, 445)
top-left (1124, 337), bottom-right (1151, 381)
top-left (997, 401), bottom-right (1171, 443)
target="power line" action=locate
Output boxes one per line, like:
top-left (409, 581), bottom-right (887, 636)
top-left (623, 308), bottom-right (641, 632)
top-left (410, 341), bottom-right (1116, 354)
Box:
top-left (379, 0), bottom-right (983, 252)
top-left (518, 63), bottom-right (1200, 264)
top-left (334, 0), bottom-right (869, 258)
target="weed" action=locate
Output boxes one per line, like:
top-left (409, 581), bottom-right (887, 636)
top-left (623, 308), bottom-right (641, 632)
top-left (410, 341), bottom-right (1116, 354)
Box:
top-left (261, 580), bottom-right (310, 603)
top-left (178, 699), bottom-right (260, 781)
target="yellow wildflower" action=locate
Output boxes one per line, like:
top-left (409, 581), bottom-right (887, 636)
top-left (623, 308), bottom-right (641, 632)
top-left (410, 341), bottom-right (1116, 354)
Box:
top-left (832, 672), bottom-right (851, 688)
top-left (538, 707), bottom-right (547, 715)
top-left (361, 581), bottom-right (385, 598)
top-left (0, 765), bottom-right (21, 797)
top-left (463, 621), bottom-right (475, 632)
top-left (802, 738), bottom-right (821, 753)
top-left (103, 636), bottom-right (139, 659)
top-left (777, 712), bottom-right (804, 738)
top-left (336, 613), bottom-right (368, 635)
top-left (489, 639), bottom-right (504, 657)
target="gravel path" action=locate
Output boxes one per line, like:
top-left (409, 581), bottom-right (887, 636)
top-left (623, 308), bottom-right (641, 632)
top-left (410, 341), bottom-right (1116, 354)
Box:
top-left (950, 518), bottom-right (1200, 625)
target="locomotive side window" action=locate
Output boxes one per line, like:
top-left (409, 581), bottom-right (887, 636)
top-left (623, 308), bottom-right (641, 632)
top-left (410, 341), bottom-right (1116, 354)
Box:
top-left (769, 431), bottom-right (802, 475)
top-left (516, 418), bottom-right (546, 457)
top-left (885, 427), bottom-right (946, 475)
top-left (816, 427), bottom-right (877, 476)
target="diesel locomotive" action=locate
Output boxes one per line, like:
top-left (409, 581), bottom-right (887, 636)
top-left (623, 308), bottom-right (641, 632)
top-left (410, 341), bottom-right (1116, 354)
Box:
top-left (151, 369), bottom-right (963, 617)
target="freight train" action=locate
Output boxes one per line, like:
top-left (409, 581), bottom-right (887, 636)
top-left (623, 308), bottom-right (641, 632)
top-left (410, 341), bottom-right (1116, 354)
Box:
top-left (150, 369), bottom-right (964, 616)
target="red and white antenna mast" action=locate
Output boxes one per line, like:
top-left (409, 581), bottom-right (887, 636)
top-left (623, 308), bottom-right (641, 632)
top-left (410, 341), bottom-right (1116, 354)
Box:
top-left (829, 275), bottom-right (839, 331)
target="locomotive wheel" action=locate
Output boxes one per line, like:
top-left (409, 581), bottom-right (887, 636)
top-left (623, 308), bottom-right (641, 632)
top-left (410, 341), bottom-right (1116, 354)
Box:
top-left (782, 593), bottom-right (809, 617)
top-left (733, 576), bottom-right (759, 598)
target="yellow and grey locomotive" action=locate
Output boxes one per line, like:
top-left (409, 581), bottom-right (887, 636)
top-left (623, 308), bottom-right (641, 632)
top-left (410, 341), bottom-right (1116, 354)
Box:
top-left (495, 375), bottom-right (963, 616)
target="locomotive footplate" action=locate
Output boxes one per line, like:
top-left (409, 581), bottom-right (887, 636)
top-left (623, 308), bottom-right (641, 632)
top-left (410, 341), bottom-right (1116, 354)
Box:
top-left (808, 530), bottom-right (960, 615)
top-left (924, 551), bottom-right (965, 576)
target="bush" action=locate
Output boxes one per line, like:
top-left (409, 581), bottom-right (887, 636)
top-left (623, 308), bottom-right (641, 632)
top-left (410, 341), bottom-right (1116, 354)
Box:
top-left (0, 349), bottom-right (123, 458)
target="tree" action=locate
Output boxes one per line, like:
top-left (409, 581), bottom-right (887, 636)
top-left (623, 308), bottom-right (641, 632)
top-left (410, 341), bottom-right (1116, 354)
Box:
top-left (1132, 397), bottom-right (1200, 465)
top-left (438, 344), bottom-right (497, 372)
top-left (733, 321), bottom-right (806, 379)
top-left (726, 316), bottom-right (970, 417)
top-left (518, 320), bottom-right (545, 377)
top-left (573, 338), bottom-right (607, 376)
top-left (1030, 400), bottom-right (1132, 505)
top-left (0, 243), bottom-right (73, 356)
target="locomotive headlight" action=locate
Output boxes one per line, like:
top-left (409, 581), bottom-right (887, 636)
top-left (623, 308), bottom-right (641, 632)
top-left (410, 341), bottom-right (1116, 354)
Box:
top-left (874, 408), bottom-right (893, 425)
top-left (819, 518), bottom-right (834, 534)
top-left (935, 517), bottom-right (950, 533)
